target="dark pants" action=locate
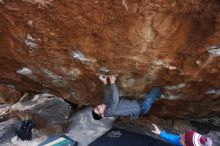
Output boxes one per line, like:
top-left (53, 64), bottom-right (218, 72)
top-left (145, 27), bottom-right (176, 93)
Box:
top-left (139, 87), bottom-right (161, 115)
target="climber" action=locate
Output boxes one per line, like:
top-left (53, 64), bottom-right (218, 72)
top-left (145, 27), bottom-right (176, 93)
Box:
top-left (92, 74), bottom-right (164, 120)
top-left (151, 123), bottom-right (213, 146)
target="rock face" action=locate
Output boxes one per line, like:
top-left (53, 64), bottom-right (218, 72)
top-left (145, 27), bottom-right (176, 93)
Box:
top-left (11, 94), bottom-right (72, 133)
top-left (0, 85), bottom-right (21, 103)
top-left (0, 0), bottom-right (220, 122)
top-left (66, 107), bottom-right (115, 146)
top-left (0, 118), bottom-right (20, 144)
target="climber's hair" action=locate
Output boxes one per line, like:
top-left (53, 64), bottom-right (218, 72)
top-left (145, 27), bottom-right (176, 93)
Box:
top-left (92, 109), bottom-right (103, 120)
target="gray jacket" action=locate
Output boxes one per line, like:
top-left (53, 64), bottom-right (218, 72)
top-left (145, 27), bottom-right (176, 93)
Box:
top-left (103, 84), bottom-right (141, 119)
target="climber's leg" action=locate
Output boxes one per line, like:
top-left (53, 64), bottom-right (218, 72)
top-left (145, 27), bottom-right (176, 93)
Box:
top-left (139, 87), bottom-right (161, 115)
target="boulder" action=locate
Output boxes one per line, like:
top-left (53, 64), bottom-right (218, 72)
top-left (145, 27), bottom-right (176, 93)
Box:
top-left (0, 85), bottom-right (21, 104)
top-left (11, 94), bottom-right (72, 133)
top-left (0, 118), bottom-right (20, 144)
top-left (66, 107), bottom-right (115, 146)
top-left (0, 0), bottom-right (220, 125)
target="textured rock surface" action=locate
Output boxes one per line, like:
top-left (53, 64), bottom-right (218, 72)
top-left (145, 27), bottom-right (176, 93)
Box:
top-left (1, 107), bottom-right (219, 146)
top-left (0, 0), bottom-right (220, 122)
top-left (66, 107), bottom-right (115, 146)
top-left (0, 85), bottom-right (21, 103)
top-left (0, 118), bottom-right (20, 144)
top-left (0, 108), bottom-right (220, 146)
top-left (11, 94), bottom-right (72, 133)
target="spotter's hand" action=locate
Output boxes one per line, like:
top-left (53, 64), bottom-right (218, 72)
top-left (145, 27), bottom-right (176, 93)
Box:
top-left (152, 123), bottom-right (161, 135)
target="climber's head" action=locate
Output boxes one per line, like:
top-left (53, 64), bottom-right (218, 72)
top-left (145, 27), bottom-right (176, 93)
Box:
top-left (92, 104), bottom-right (106, 120)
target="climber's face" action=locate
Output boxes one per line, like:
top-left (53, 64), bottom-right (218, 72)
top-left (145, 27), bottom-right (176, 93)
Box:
top-left (180, 133), bottom-right (186, 146)
top-left (94, 104), bottom-right (106, 116)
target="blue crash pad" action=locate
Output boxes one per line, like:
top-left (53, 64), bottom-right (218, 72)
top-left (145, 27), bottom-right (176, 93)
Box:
top-left (38, 134), bottom-right (77, 146)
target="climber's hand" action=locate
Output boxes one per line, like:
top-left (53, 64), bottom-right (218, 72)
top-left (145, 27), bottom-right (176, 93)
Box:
top-left (152, 123), bottom-right (161, 135)
top-left (109, 75), bottom-right (116, 84)
top-left (99, 75), bottom-right (107, 84)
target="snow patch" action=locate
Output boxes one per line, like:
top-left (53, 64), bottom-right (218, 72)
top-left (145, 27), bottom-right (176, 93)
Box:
top-left (205, 89), bottom-right (220, 95)
top-left (196, 60), bottom-right (201, 65)
top-left (165, 83), bottom-right (186, 90)
top-left (69, 50), bottom-right (89, 64)
top-left (207, 45), bottom-right (220, 57)
top-left (153, 60), bottom-right (176, 70)
top-left (6, 84), bottom-right (16, 89)
top-left (99, 67), bottom-right (110, 73)
top-left (24, 34), bottom-right (38, 49)
top-left (167, 95), bottom-right (181, 100)
top-left (16, 67), bottom-right (32, 76)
